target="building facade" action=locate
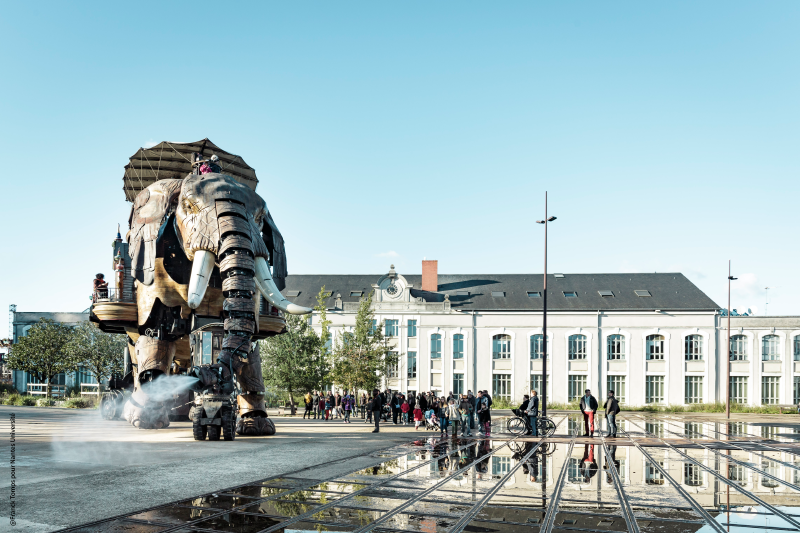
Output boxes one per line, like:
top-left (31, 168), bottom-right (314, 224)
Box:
top-left (283, 263), bottom-right (800, 407)
top-left (10, 308), bottom-right (93, 394)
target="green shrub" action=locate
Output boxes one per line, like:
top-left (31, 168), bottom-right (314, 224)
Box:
top-left (63, 396), bottom-right (92, 409)
top-left (36, 398), bottom-right (56, 407)
top-left (0, 384), bottom-right (18, 395)
top-left (20, 396), bottom-right (36, 406)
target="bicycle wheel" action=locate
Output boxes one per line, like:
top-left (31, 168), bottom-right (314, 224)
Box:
top-left (506, 417), bottom-right (527, 436)
top-left (538, 417), bottom-right (556, 437)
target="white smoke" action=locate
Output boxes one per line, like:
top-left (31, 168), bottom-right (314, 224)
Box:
top-left (141, 375), bottom-right (200, 402)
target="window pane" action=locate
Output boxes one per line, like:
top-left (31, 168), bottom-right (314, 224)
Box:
top-left (730, 376), bottom-right (748, 404)
top-left (530, 335), bottom-right (549, 359)
top-left (761, 376), bottom-right (780, 405)
top-left (407, 320), bottom-right (417, 337)
top-left (762, 335), bottom-right (779, 361)
top-left (646, 376), bottom-right (664, 404)
top-left (685, 376), bottom-right (703, 404)
top-left (568, 335), bottom-right (587, 360)
top-left (453, 334), bottom-right (464, 359)
top-left (568, 375), bottom-right (587, 402)
top-left (385, 319), bottom-right (398, 337)
top-left (453, 373), bottom-right (464, 395)
top-left (431, 334), bottom-right (441, 359)
top-left (646, 335), bottom-right (665, 360)
top-left (607, 334), bottom-right (625, 360)
top-left (607, 375), bottom-right (626, 404)
top-left (531, 374), bottom-right (550, 401)
top-left (492, 334), bottom-right (511, 360)
top-left (387, 351), bottom-right (398, 378)
top-left (492, 374), bottom-right (511, 400)
top-left (730, 335), bottom-right (748, 361)
top-left (684, 335), bottom-right (703, 361)
top-left (407, 352), bottom-right (417, 379)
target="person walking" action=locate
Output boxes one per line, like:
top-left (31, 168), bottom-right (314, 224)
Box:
top-left (438, 399), bottom-right (450, 437)
top-left (313, 390), bottom-right (321, 419)
top-left (480, 390), bottom-right (493, 435)
top-left (365, 394), bottom-right (373, 424)
top-left (458, 394), bottom-right (472, 437)
top-left (413, 403), bottom-right (424, 430)
top-left (579, 389), bottom-right (599, 437)
top-left (603, 390), bottom-right (621, 437)
top-left (303, 391), bottom-right (313, 419)
top-left (526, 390), bottom-right (540, 436)
top-left (371, 388), bottom-right (383, 433)
top-left (401, 399), bottom-right (410, 425)
top-left (467, 390), bottom-right (477, 430)
top-left (343, 390), bottom-right (353, 423)
top-left (334, 391), bottom-right (343, 419)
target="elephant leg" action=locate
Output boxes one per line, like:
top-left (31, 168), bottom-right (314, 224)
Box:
top-left (221, 344), bottom-right (274, 436)
top-left (123, 336), bottom-right (175, 429)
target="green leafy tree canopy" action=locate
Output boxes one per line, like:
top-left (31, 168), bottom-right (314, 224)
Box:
top-left (66, 321), bottom-right (126, 390)
top-left (7, 319), bottom-right (78, 397)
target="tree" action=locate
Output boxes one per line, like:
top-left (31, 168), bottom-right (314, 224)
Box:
top-left (66, 321), bottom-right (126, 392)
top-left (259, 308), bottom-right (330, 415)
top-left (7, 319), bottom-right (78, 398)
top-left (329, 291), bottom-right (399, 395)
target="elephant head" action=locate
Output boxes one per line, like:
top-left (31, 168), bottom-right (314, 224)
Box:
top-left (128, 173), bottom-right (311, 316)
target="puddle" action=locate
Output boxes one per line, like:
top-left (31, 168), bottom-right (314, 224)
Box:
top-left (189, 511), bottom-right (283, 532)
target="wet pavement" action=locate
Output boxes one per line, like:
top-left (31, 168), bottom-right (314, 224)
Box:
top-left (56, 414), bottom-right (800, 533)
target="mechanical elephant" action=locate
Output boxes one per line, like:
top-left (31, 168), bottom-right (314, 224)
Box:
top-left (121, 172), bottom-right (311, 432)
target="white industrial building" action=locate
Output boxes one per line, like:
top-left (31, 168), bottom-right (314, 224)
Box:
top-left (283, 262), bottom-right (800, 407)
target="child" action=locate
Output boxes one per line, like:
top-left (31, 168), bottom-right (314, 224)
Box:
top-left (401, 400), bottom-right (410, 425)
top-left (413, 405), bottom-right (424, 430)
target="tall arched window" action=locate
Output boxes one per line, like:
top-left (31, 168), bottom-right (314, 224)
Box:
top-left (568, 334), bottom-right (587, 360)
top-left (646, 335), bottom-right (665, 360)
top-left (431, 334), bottom-right (442, 359)
top-left (607, 335), bottom-right (625, 360)
top-left (762, 335), bottom-right (780, 361)
top-left (453, 334), bottom-right (464, 359)
top-left (530, 334), bottom-right (549, 359)
top-left (730, 335), bottom-right (748, 361)
top-left (684, 335), bottom-right (703, 361)
top-left (492, 334), bottom-right (511, 360)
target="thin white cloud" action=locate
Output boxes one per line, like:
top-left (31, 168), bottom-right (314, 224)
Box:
top-left (143, 139), bottom-right (158, 148)
top-left (377, 251), bottom-right (399, 258)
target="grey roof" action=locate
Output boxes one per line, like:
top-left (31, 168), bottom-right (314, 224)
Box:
top-left (13, 311), bottom-right (90, 325)
top-left (281, 273), bottom-right (720, 312)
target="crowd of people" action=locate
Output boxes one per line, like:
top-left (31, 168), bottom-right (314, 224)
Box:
top-left (300, 387), bottom-right (623, 438)
top-left (301, 389), bottom-right (497, 435)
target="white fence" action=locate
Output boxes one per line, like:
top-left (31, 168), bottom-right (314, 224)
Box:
top-left (27, 384), bottom-right (66, 397)
top-left (80, 383), bottom-right (100, 396)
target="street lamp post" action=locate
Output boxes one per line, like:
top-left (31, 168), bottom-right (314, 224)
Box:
top-left (536, 193), bottom-right (556, 418)
top-left (726, 261), bottom-right (737, 419)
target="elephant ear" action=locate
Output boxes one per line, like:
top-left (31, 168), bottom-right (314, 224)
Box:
top-left (128, 179), bottom-right (183, 285)
top-left (263, 212), bottom-right (288, 291)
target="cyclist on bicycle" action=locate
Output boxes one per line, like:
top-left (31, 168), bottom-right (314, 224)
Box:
top-left (526, 390), bottom-right (540, 436)
top-left (513, 395), bottom-right (530, 418)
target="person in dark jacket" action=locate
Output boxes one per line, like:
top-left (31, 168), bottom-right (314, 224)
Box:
top-left (579, 389), bottom-right (599, 437)
top-left (515, 395), bottom-right (530, 417)
top-left (312, 391), bottom-right (321, 419)
top-left (467, 391), bottom-right (477, 430)
top-left (526, 390), bottom-right (540, 436)
top-left (603, 390), bottom-right (621, 438)
top-left (392, 392), bottom-right (402, 424)
top-left (371, 388), bottom-right (383, 433)
top-left (418, 393), bottom-right (428, 412)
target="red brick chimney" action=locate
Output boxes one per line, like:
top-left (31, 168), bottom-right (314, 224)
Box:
top-left (422, 260), bottom-right (438, 292)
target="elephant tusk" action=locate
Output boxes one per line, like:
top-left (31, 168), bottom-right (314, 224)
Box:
top-left (254, 256), bottom-right (312, 315)
top-left (188, 250), bottom-right (216, 309)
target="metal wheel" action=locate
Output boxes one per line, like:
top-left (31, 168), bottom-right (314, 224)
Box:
top-left (537, 417), bottom-right (556, 437)
top-left (506, 417), bottom-right (527, 436)
top-left (207, 424), bottom-right (221, 441)
top-left (192, 421), bottom-right (207, 441)
top-left (99, 392), bottom-right (121, 420)
top-left (222, 410), bottom-right (236, 441)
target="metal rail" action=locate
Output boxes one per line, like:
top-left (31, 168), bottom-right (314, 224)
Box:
top-left (626, 416), bottom-right (800, 531)
top-left (448, 435), bottom-right (549, 533)
top-left (255, 439), bottom-right (481, 533)
top-left (655, 416), bottom-right (800, 492)
top-left (351, 416), bottom-right (567, 533)
top-left (539, 424), bottom-right (580, 533)
top-left (672, 416), bottom-right (800, 457)
top-left (598, 433), bottom-right (640, 533)
top-left (617, 426), bottom-right (728, 533)
top-left (665, 416), bottom-right (800, 466)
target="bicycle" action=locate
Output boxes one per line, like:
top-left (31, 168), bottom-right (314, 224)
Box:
top-left (506, 410), bottom-right (556, 437)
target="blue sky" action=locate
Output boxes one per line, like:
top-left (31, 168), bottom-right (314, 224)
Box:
top-left (1, 2), bottom-right (798, 335)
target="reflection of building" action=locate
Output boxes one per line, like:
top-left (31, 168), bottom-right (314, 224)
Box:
top-left (286, 261), bottom-right (800, 406)
top-left (9, 308), bottom-right (93, 394)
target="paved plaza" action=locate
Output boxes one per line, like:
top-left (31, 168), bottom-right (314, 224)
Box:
top-left (2, 406), bottom-right (800, 533)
